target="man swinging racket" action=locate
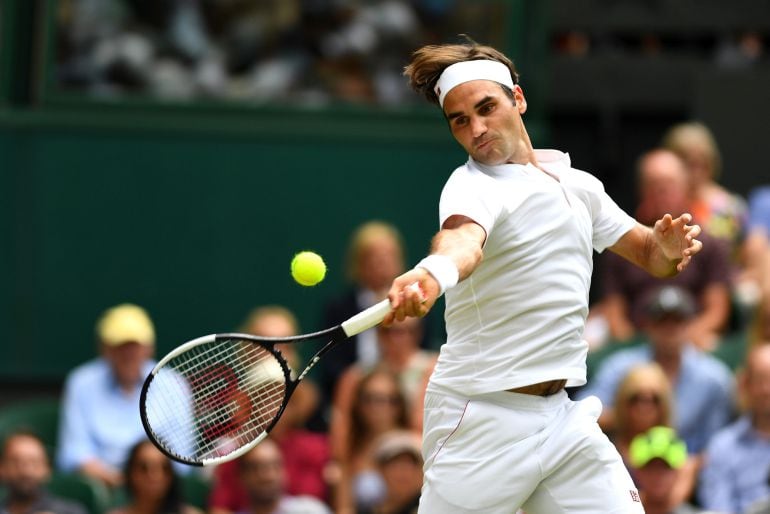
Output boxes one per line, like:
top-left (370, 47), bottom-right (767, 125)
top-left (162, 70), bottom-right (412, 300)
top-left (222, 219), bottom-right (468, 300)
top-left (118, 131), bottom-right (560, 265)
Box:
top-left (384, 38), bottom-right (702, 513)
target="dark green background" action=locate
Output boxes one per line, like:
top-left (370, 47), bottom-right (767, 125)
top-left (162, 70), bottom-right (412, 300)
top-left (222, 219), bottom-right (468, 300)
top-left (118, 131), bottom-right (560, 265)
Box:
top-left (0, 0), bottom-right (550, 382)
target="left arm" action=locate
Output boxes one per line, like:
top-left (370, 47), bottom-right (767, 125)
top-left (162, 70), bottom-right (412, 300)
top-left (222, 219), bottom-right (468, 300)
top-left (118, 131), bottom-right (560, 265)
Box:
top-left (608, 214), bottom-right (703, 277)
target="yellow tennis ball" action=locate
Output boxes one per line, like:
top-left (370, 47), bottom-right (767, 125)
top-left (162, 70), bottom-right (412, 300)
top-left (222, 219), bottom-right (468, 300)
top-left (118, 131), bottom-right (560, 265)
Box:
top-left (291, 251), bottom-right (326, 286)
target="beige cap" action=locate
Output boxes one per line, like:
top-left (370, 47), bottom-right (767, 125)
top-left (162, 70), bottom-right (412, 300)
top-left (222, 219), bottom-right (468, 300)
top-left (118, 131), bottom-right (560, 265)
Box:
top-left (374, 430), bottom-right (422, 464)
top-left (96, 304), bottom-right (155, 346)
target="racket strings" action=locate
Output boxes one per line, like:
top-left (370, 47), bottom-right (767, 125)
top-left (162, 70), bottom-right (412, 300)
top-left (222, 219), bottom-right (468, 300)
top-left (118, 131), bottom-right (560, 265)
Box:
top-left (144, 339), bottom-right (288, 462)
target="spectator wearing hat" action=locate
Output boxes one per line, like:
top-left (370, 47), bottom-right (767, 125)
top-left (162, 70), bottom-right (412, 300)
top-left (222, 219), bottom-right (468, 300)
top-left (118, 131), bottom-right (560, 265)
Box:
top-left (628, 426), bottom-right (704, 514)
top-left (57, 304), bottom-right (158, 488)
top-left (699, 344), bottom-right (770, 514)
top-left (358, 430), bottom-right (423, 514)
top-left (579, 285), bottom-right (735, 455)
top-left (595, 148), bottom-right (731, 350)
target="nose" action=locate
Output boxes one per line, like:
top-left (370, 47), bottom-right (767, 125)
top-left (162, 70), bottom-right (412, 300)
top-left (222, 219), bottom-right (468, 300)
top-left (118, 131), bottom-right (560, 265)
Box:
top-left (470, 115), bottom-right (487, 138)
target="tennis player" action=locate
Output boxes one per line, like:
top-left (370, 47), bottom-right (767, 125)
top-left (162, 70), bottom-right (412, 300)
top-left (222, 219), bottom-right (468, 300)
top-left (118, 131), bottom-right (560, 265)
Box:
top-left (384, 40), bottom-right (703, 513)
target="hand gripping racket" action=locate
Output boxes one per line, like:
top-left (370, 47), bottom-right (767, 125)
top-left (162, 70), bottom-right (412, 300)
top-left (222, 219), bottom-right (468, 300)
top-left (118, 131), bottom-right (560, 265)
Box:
top-left (140, 293), bottom-right (407, 466)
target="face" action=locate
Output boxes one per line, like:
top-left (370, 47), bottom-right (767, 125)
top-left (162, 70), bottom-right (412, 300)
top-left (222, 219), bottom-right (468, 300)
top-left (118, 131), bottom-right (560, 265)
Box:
top-left (379, 453), bottom-right (423, 504)
top-left (634, 459), bottom-right (676, 502)
top-left (239, 440), bottom-right (285, 505)
top-left (745, 346), bottom-right (770, 418)
top-left (624, 387), bottom-right (665, 436)
top-left (638, 151), bottom-right (690, 220)
top-left (679, 147), bottom-right (713, 187)
top-left (376, 317), bottom-right (422, 361)
top-left (357, 373), bottom-right (404, 433)
top-left (248, 313), bottom-right (298, 366)
top-left (128, 443), bottom-right (173, 501)
top-left (443, 80), bottom-right (528, 165)
top-left (0, 435), bottom-right (50, 500)
top-left (357, 236), bottom-right (403, 291)
top-left (103, 342), bottom-right (152, 388)
top-left (644, 315), bottom-right (690, 355)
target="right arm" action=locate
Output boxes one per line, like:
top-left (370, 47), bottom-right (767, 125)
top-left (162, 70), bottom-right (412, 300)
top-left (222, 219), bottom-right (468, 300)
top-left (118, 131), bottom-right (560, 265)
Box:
top-left (384, 215), bottom-right (486, 324)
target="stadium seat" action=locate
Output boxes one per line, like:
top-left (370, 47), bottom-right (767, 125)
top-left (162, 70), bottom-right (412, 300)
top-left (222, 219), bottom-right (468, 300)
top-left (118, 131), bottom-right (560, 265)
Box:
top-left (0, 397), bottom-right (60, 457)
top-left (180, 472), bottom-right (212, 510)
top-left (47, 472), bottom-right (112, 514)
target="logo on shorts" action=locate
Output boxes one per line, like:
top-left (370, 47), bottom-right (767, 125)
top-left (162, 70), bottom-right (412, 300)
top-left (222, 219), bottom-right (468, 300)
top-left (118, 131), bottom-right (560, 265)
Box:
top-left (629, 490), bottom-right (641, 503)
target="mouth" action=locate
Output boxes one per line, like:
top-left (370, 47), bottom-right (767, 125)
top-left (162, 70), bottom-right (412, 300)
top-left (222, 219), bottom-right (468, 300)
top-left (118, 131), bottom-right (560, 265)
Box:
top-left (475, 139), bottom-right (493, 151)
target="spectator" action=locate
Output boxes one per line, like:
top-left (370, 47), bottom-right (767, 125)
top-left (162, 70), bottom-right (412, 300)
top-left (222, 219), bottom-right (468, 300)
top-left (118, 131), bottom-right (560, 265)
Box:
top-left (209, 306), bottom-right (330, 514)
top-left (608, 363), bottom-right (675, 465)
top-left (609, 363), bottom-right (700, 506)
top-left (581, 285), bottom-right (735, 455)
top-left (0, 431), bottom-right (88, 514)
top-left (662, 122), bottom-right (749, 275)
top-left (107, 440), bottom-right (202, 514)
top-left (358, 430), bottom-right (423, 514)
top-left (329, 369), bottom-right (410, 514)
top-left (333, 316), bottom-right (436, 433)
top-left (627, 426), bottom-right (702, 514)
top-left (57, 303), bottom-right (158, 488)
top-left (235, 438), bottom-right (330, 514)
top-left (319, 221), bottom-right (406, 417)
top-left (743, 186), bottom-right (770, 315)
top-left (598, 148), bottom-right (732, 349)
top-left (699, 344), bottom-right (770, 513)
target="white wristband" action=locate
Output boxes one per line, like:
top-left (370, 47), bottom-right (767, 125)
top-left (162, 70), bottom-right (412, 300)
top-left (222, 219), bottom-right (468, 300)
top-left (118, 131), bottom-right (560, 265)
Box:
top-left (416, 255), bottom-right (459, 296)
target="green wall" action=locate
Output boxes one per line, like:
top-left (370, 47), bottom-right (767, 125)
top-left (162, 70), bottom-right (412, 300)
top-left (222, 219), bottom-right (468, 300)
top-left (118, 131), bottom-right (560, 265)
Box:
top-left (0, 0), bottom-right (548, 382)
top-left (1, 107), bottom-right (478, 380)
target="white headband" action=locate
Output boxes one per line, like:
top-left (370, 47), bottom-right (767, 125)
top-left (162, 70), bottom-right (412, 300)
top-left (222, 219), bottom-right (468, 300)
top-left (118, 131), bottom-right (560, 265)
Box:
top-left (434, 60), bottom-right (515, 107)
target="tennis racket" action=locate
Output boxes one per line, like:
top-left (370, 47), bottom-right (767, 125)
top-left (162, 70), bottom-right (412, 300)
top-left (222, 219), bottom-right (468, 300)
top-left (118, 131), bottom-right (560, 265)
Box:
top-left (140, 291), bottom-right (412, 466)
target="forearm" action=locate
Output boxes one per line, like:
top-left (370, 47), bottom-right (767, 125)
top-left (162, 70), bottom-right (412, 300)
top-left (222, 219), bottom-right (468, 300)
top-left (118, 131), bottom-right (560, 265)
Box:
top-left (385, 217), bottom-right (485, 323)
top-left (429, 225), bottom-right (484, 281)
top-left (610, 218), bottom-right (701, 278)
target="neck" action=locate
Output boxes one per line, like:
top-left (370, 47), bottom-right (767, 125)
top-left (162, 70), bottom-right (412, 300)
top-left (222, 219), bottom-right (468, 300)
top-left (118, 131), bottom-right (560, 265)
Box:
top-left (753, 412), bottom-right (770, 434)
top-left (6, 494), bottom-right (41, 514)
top-left (641, 493), bottom-right (676, 514)
top-left (505, 127), bottom-right (537, 167)
top-left (654, 349), bottom-right (682, 378)
top-left (249, 498), bottom-right (281, 514)
top-left (132, 496), bottom-right (165, 514)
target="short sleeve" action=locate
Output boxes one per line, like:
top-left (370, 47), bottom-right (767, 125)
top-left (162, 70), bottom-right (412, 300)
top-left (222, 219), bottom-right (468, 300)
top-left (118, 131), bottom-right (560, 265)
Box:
top-left (438, 166), bottom-right (504, 236)
top-left (588, 180), bottom-right (636, 252)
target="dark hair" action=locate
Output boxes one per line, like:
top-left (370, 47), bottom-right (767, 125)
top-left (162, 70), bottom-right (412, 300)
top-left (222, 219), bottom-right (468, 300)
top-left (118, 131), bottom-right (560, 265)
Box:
top-left (350, 370), bottom-right (408, 455)
top-left (404, 35), bottom-right (519, 106)
top-left (124, 440), bottom-right (184, 514)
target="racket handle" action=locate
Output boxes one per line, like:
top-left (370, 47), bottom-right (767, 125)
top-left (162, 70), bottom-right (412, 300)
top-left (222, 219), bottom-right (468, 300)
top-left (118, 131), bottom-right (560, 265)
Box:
top-left (341, 298), bottom-right (391, 337)
top-left (341, 283), bottom-right (422, 337)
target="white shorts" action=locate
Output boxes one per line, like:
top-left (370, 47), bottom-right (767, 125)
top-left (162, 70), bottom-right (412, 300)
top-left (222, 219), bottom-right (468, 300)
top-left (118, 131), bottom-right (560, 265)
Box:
top-left (418, 389), bottom-right (644, 514)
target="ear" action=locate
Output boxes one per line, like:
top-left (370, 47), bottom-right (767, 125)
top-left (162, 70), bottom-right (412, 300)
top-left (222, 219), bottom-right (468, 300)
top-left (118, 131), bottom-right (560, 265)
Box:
top-left (514, 85), bottom-right (527, 114)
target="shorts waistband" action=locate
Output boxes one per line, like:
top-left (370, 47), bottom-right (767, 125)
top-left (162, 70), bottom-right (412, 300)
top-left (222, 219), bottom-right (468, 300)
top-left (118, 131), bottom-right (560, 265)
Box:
top-left (507, 379), bottom-right (567, 397)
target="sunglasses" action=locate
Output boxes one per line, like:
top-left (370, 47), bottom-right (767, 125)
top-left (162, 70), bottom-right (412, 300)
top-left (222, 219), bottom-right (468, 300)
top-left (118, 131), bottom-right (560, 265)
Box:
top-left (361, 392), bottom-right (401, 406)
top-left (134, 460), bottom-right (172, 474)
top-left (628, 392), bottom-right (662, 406)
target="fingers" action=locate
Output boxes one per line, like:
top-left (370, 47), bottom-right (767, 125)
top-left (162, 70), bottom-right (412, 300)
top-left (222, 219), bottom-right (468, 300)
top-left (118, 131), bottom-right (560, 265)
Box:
top-left (677, 238), bottom-right (703, 272)
top-left (384, 269), bottom-right (438, 325)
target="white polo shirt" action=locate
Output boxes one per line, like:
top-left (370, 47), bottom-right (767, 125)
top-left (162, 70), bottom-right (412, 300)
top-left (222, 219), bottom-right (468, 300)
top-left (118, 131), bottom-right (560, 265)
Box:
top-left (429, 149), bottom-right (636, 397)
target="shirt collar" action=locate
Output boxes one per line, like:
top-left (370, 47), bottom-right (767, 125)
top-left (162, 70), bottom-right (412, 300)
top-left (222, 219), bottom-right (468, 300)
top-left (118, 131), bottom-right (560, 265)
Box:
top-left (468, 149), bottom-right (571, 177)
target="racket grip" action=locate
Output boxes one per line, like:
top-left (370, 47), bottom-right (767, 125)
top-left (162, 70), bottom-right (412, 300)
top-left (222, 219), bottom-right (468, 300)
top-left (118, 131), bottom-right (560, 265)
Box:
top-left (341, 298), bottom-right (391, 337)
top-left (341, 283), bottom-right (422, 337)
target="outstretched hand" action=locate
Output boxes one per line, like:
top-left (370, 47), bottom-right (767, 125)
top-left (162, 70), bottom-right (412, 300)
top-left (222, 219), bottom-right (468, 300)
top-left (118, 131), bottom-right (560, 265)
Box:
top-left (653, 213), bottom-right (703, 272)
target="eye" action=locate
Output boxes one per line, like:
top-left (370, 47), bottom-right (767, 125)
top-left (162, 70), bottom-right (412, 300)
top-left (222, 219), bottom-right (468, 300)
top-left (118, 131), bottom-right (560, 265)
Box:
top-left (452, 116), bottom-right (468, 127)
top-left (479, 102), bottom-right (495, 115)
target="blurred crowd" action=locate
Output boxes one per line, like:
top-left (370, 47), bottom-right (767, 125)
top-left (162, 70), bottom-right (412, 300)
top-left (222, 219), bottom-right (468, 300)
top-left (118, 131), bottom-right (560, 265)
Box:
top-left (55, 0), bottom-right (507, 105)
top-left (1, 121), bottom-right (770, 514)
